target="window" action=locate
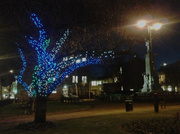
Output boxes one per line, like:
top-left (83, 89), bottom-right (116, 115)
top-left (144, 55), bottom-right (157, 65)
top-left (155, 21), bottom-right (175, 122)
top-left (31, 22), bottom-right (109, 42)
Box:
top-left (76, 59), bottom-right (81, 63)
top-left (121, 86), bottom-right (123, 91)
top-left (92, 81), bottom-right (97, 86)
top-left (69, 56), bottom-right (74, 60)
top-left (167, 85), bottom-right (172, 92)
top-left (120, 67), bottom-right (122, 74)
top-left (114, 77), bottom-right (118, 83)
top-left (52, 90), bottom-right (57, 94)
top-left (82, 58), bottom-right (86, 62)
top-left (97, 81), bottom-right (102, 85)
top-left (63, 57), bottom-right (68, 61)
top-left (175, 87), bottom-right (178, 92)
top-left (91, 81), bottom-right (102, 86)
top-left (161, 86), bottom-right (165, 91)
top-left (82, 76), bottom-right (87, 83)
top-left (72, 76), bottom-right (78, 83)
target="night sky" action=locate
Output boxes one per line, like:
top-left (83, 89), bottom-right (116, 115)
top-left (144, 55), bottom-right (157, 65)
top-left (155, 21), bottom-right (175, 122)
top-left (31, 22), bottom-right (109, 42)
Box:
top-left (0, 0), bottom-right (180, 76)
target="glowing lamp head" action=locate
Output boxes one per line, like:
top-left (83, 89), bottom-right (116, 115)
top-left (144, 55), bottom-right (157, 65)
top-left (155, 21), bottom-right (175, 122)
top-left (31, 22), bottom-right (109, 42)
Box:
top-left (137, 20), bottom-right (147, 28)
top-left (9, 70), bottom-right (14, 73)
top-left (163, 63), bottom-right (167, 66)
top-left (152, 23), bottom-right (162, 30)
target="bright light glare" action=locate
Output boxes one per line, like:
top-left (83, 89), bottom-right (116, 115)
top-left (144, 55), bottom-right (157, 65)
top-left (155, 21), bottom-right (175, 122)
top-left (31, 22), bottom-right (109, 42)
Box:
top-left (9, 70), bottom-right (14, 73)
top-left (152, 23), bottom-right (162, 30)
top-left (137, 20), bottom-right (147, 28)
top-left (163, 63), bottom-right (167, 66)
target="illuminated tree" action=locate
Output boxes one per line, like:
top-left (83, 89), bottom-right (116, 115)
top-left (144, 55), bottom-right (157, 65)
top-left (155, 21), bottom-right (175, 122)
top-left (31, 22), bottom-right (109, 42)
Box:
top-left (17, 13), bottom-right (114, 123)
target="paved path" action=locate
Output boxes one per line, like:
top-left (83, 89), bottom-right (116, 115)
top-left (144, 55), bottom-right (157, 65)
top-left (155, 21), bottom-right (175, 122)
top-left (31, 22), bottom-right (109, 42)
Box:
top-left (0, 103), bottom-right (179, 130)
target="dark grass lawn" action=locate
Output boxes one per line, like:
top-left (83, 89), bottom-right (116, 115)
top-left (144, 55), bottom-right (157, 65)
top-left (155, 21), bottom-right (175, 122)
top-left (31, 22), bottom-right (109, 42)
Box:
top-left (1, 107), bottom-right (179, 134)
top-left (0, 101), bottom-right (179, 134)
top-left (0, 101), bottom-right (92, 117)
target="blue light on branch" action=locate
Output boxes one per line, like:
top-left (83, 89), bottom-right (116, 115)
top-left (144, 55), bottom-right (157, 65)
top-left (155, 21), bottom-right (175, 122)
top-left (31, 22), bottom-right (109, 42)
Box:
top-left (17, 13), bottom-right (114, 98)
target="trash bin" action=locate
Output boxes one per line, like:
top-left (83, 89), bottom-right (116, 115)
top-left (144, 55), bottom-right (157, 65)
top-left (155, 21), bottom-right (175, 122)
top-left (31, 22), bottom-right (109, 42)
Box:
top-left (125, 100), bottom-right (133, 112)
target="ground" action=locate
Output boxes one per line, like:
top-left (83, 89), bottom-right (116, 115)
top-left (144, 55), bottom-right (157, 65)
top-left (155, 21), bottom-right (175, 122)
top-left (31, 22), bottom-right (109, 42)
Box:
top-left (0, 101), bottom-right (179, 134)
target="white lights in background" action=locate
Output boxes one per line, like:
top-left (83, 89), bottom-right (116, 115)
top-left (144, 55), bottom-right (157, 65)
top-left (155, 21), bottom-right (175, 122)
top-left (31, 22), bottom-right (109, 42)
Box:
top-left (161, 86), bottom-right (165, 91)
top-left (52, 90), bottom-right (57, 94)
top-left (63, 57), bottom-right (68, 61)
top-left (152, 23), bottom-right (162, 30)
top-left (114, 77), bottom-right (118, 83)
top-left (137, 20), bottom-right (162, 30)
top-left (82, 58), bottom-right (86, 62)
top-left (167, 85), bottom-right (172, 92)
top-left (163, 63), bottom-right (167, 66)
top-left (82, 76), bottom-right (87, 83)
top-left (72, 76), bottom-right (78, 83)
top-left (175, 87), bottom-right (177, 92)
top-left (121, 86), bottom-right (123, 91)
top-left (9, 70), bottom-right (14, 73)
top-left (62, 85), bottom-right (68, 97)
top-left (137, 20), bottom-right (147, 28)
top-left (91, 81), bottom-right (102, 86)
top-left (76, 59), bottom-right (81, 63)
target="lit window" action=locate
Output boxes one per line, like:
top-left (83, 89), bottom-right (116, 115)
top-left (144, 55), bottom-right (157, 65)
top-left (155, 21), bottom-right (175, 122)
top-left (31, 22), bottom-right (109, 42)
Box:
top-left (161, 86), bottom-right (165, 91)
top-left (76, 59), bottom-right (81, 63)
top-left (10, 94), bottom-right (15, 99)
top-left (91, 81), bottom-right (102, 86)
top-left (69, 56), bottom-right (74, 60)
top-left (167, 85), bottom-right (172, 92)
top-left (114, 77), bottom-right (118, 83)
top-left (63, 57), bottom-right (68, 61)
top-left (82, 58), bottom-right (86, 62)
top-left (97, 81), bottom-right (102, 85)
top-left (92, 81), bottom-right (97, 86)
top-left (72, 76), bottom-right (78, 83)
top-left (175, 87), bottom-right (178, 92)
top-left (120, 67), bottom-right (122, 74)
top-left (52, 90), bottom-right (57, 94)
top-left (62, 85), bottom-right (68, 97)
top-left (82, 76), bottom-right (87, 83)
top-left (121, 86), bottom-right (123, 91)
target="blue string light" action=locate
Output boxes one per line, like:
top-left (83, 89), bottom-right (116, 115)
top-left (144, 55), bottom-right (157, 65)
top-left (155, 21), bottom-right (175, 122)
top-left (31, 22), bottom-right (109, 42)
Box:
top-left (17, 13), bottom-right (115, 97)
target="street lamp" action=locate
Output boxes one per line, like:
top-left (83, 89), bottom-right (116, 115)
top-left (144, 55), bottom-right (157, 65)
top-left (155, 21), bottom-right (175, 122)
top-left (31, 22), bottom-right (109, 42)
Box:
top-left (9, 70), bottom-right (14, 73)
top-left (137, 20), bottom-right (162, 92)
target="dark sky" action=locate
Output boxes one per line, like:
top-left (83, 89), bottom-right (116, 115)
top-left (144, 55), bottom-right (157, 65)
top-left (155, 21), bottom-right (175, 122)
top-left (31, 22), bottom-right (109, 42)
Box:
top-left (0, 0), bottom-right (180, 76)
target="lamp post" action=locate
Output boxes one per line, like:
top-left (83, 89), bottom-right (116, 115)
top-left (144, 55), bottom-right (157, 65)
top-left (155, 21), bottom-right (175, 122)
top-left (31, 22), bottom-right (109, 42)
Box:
top-left (137, 20), bottom-right (162, 92)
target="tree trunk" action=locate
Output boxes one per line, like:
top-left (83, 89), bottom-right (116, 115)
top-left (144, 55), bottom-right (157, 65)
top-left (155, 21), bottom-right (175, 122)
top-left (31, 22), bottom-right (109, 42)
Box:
top-left (34, 97), bottom-right (47, 123)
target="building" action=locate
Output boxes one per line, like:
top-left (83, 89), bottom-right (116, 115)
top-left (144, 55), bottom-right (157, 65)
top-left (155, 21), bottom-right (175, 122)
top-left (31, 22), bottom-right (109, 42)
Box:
top-left (48, 64), bottom-right (116, 100)
top-left (49, 56), bottom-right (145, 100)
top-left (158, 61), bottom-right (180, 92)
top-left (1, 80), bottom-right (18, 100)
